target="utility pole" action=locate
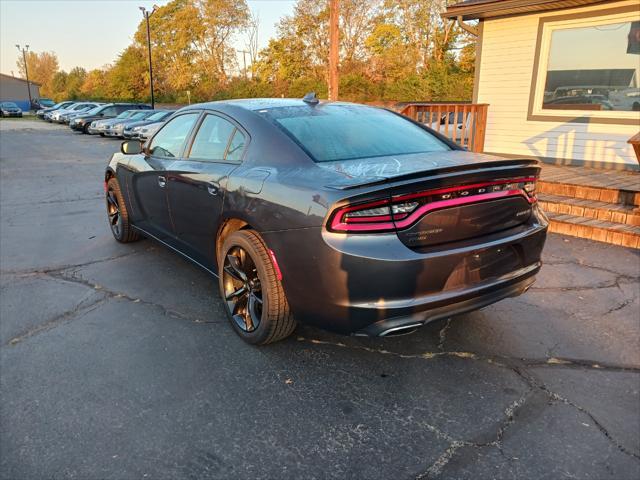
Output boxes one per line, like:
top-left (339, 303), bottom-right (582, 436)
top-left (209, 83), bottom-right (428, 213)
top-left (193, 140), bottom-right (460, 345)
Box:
top-left (15, 44), bottom-right (32, 108)
top-left (139, 6), bottom-right (158, 108)
top-left (328, 0), bottom-right (339, 101)
top-left (237, 49), bottom-right (250, 79)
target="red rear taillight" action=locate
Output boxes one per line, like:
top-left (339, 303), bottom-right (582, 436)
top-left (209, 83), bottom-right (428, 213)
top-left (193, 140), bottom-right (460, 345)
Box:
top-left (328, 177), bottom-right (537, 233)
top-left (330, 199), bottom-right (396, 232)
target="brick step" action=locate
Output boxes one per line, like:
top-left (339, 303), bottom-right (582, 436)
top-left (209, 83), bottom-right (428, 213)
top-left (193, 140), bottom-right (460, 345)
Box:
top-left (538, 180), bottom-right (639, 206)
top-left (538, 193), bottom-right (640, 226)
top-left (546, 211), bottom-right (640, 248)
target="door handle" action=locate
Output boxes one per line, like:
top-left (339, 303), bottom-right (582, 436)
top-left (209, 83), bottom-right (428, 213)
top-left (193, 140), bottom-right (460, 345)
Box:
top-left (207, 183), bottom-right (219, 196)
top-left (158, 175), bottom-right (166, 188)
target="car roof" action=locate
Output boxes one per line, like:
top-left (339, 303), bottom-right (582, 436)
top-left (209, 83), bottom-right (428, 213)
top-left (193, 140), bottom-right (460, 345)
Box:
top-left (181, 98), bottom-right (360, 112)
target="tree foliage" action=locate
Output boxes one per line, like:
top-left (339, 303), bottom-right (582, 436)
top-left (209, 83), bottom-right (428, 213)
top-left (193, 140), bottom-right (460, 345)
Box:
top-left (16, 51), bottom-right (59, 98)
top-left (37, 0), bottom-right (474, 104)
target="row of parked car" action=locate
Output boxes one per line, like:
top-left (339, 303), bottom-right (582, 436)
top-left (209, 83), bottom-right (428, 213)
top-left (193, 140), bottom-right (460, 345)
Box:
top-left (35, 101), bottom-right (175, 141)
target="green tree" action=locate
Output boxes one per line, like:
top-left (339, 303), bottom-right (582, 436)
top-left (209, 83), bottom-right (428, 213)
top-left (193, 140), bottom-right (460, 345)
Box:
top-left (45, 0), bottom-right (474, 104)
top-left (365, 23), bottom-right (415, 83)
top-left (64, 67), bottom-right (87, 99)
top-left (80, 68), bottom-right (110, 100)
top-left (105, 46), bottom-right (148, 101)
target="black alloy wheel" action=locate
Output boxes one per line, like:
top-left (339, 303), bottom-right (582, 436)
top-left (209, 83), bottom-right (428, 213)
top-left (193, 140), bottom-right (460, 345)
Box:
top-left (106, 184), bottom-right (123, 239)
top-left (222, 246), bottom-right (263, 333)
top-left (219, 230), bottom-right (296, 344)
top-left (105, 177), bottom-right (139, 243)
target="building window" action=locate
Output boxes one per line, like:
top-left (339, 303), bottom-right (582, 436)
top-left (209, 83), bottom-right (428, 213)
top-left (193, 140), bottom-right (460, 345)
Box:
top-left (530, 8), bottom-right (640, 123)
top-left (543, 21), bottom-right (639, 112)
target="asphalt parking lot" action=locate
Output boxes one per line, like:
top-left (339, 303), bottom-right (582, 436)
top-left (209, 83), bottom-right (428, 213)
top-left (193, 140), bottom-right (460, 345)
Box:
top-left (1, 119), bottom-right (639, 480)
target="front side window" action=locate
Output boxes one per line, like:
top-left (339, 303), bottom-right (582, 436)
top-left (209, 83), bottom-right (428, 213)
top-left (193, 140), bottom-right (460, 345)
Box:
top-left (260, 104), bottom-right (449, 163)
top-left (188, 114), bottom-right (237, 162)
top-left (532, 10), bottom-right (640, 121)
top-left (149, 113), bottom-right (199, 158)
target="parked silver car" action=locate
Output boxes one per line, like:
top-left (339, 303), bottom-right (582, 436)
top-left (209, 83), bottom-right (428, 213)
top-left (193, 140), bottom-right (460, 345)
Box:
top-left (49, 102), bottom-right (96, 123)
top-left (88, 109), bottom-right (142, 135)
top-left (58, 103), bottom-right (102, 124)
top-left (137, 121), bottom-right (166, 141)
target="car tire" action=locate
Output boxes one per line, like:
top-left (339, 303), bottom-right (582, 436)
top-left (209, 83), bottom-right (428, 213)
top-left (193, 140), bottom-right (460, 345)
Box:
top-left (106, 177), bottom-right (139, 243)
top-left (219, 230), bottom-right (296, 345)
top-left (83, 123), bottom-right (91, 134)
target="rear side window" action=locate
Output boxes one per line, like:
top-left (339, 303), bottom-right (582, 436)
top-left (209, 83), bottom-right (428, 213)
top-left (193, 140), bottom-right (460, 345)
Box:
top-left (101, 107), bottom-right (118, 116)
top-left (226, 129), bottom-right (246, 162)
top-left (260, 104), bottom-right (449, 162)
top-left (115, 105), bottom-right (134, 114)
top-left (149, 113), bottom-right (199, 158)
top-left (188, 114), bottom-right (238, 162)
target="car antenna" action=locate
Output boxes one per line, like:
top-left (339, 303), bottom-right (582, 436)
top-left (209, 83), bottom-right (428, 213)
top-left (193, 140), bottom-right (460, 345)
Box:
top-left (302, 92), bottom-right (319, 106)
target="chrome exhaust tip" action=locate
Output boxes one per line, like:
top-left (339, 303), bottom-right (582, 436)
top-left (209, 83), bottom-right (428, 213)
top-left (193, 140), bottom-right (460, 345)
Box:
top-left (378, 323), bottom-right (423, 337)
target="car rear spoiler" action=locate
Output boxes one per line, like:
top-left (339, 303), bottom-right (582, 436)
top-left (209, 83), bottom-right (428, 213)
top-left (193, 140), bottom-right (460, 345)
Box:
top-left (324, 158), bottom-right (540, 190)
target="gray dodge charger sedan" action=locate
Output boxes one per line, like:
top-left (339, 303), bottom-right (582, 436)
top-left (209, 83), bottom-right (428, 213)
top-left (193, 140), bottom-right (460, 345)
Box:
top-left (105, 97), bottom-right (548, 344)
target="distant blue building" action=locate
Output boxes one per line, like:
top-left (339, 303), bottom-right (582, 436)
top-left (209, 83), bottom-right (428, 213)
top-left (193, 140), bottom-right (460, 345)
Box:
top-left (0, 72), bottom-right (41, 111)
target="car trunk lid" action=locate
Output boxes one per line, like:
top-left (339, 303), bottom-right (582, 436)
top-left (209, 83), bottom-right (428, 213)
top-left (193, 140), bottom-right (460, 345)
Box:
top-left (325, 151), bottom-right (540, 248)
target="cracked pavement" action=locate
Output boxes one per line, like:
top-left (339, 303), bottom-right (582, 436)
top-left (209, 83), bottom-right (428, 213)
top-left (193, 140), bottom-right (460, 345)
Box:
top-left (1, 121), bottom-right (639, 479)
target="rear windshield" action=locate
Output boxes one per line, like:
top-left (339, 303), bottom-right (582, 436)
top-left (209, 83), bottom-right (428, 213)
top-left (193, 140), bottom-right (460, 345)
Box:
top-left (116, 110), bottom-right (136, 119)
top-left (2, 102), bottom-right (18, 108)
top-left (259, 104), bottom-right (449, 162)
top-left (130, 111), bottom-right (150, 120)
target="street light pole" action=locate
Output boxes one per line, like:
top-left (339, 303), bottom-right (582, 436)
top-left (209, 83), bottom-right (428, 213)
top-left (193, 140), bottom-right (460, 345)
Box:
top-left (139, 6), bottom-right (157, 109)
top-left (15, 44), bottom-right (33, 108)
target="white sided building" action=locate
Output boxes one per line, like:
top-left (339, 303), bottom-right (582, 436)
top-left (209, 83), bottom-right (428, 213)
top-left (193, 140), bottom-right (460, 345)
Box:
top-left (444, 0), bottom-right (640, 171)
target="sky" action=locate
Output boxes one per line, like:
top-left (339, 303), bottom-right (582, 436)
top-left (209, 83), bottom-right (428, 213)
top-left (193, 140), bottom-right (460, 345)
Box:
top-left (0, 0), bottom-right (296, 77)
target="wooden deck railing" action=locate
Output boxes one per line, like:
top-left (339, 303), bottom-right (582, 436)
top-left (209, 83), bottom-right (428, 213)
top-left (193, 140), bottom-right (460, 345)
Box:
top-left (400, 103), bottom-right (489, 153)
top-left (628, 132), bottom-right (640, 165)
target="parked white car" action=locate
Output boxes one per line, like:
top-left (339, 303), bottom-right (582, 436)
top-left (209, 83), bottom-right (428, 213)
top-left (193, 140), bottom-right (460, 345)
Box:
top-left (50, 102), bottom-right (98, 123)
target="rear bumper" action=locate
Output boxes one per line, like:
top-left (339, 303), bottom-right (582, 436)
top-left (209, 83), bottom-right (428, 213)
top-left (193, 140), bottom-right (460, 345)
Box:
top-left (354, 267), bottom-right (537, 336)
top-left (261, 207), bottom-right (547, 335)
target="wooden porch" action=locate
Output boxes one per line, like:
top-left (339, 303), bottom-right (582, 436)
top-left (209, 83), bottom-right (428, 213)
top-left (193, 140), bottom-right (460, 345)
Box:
top-left (538, 164), bottom-right (640, 248)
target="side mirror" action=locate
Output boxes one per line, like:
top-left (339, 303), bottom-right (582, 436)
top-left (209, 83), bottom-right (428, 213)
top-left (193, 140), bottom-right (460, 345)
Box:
top-left (121, 140), bottom-right (143, 155)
